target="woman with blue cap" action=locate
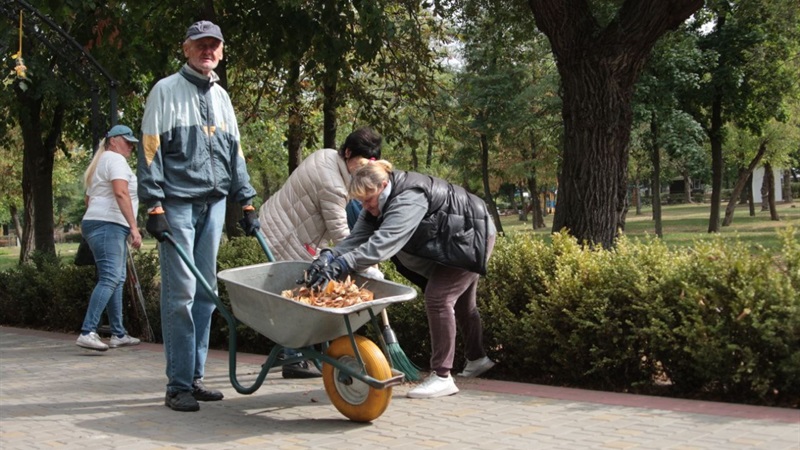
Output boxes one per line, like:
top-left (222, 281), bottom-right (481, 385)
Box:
top-left (76, 124), bottom-right (143, 351)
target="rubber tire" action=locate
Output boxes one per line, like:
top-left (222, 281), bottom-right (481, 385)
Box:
top-left (322, 335), bottom-right (392, 422)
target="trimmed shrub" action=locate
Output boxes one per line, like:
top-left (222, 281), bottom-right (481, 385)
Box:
top-left (653, 232), bottom-right (800, 405)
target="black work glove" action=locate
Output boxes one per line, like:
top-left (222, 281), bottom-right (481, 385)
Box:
top-left (308, 257), bottom-right (351, 291)
top-left (146, 208), bottom-right (171, 242)
top-left (238, 205), bottom-right (260, 237)
top-left (299, 249), bottom-right (335, 286)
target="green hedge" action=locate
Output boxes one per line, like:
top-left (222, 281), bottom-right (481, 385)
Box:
top-left (475, 229), bottom-right (799, 406)
top-left (1, 229), bottom-right (797, 407)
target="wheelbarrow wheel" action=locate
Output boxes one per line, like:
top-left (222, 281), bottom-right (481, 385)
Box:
top-left (322, 334), bottom-right (392, 422)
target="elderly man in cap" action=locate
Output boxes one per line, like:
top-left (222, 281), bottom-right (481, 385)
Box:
top-left (138, 20), bottom-right (260, 412)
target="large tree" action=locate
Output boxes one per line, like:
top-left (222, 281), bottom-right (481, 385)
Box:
top-left (526, 1), bottom-right (702, 247)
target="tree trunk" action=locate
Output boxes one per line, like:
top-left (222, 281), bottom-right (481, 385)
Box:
top-left (747, 172), bottom-right (755, 216)
top-left (722, 141), bottom-right (767, 226)
top-left (480, 133), bottom-right (503, 234)
top-left (425, 114), bottom-right (435, 169)
top-left (286, 61), bottom-right (304, 174)
top-left (529, 0), bottom-right (702, 247)
top-left (783, 169), bottom-right (794, 204)
top-left (549, 66), bottom-right (632, 246)
top-left (633, 176), bottom-right (642, 216)
top-left (17, 88), bottom-right (59, 261)
top-left (650, 111), bottom-right (663, 238)
top-left (765, 163), bottom-right (779, 220)
top-left (10, 205), bottom-right (22, 247)
top-left (737, 167), bottom-right (749, 204)
top-left (760, 167), bottom-right (770, 211)
top-left (322, 72), bottom-right (339, 149)
top-left (526, 131), bottom-right (545, 229)
top-left (19, 194), bottom-right (34, 264)
top-left (510, 190), bottom-right (520, 219)
top-left (426, 127), bottom-right (434, 168)
top-left (410, 146), bottom-right (419, 171)
top-left (708, 91), bottom-right (723, 232)
top-left (528, 182), bottom-right (545, 229)
top-left (682, 171), bottom-right (692, 204)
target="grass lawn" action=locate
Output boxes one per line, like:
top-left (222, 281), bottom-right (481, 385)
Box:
top-left (1, 202), bottom-right (797, 271)
top-left (499, 201), bottom-right (799, 251)
top-left (0, 240), bottom-right (158, 272)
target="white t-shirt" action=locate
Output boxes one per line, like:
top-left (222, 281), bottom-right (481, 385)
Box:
top-left (83, 151), bottom-right (138, 227)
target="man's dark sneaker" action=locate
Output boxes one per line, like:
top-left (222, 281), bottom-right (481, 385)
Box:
top-left (282, 360), bottom-right (322, 379)
top-left (192, 379), bottom-right (224, 401)
top-left (165, 391), bottom-right (199, 412)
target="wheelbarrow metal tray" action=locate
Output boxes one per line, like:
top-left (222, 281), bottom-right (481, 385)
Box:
top-left (217, 261), bottom-right (417, 349)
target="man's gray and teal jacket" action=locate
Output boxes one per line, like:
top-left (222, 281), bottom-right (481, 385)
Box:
top-left (138, 64), bottom-right (256, 209)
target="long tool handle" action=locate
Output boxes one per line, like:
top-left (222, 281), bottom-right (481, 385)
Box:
top-left (127, 245), bottom-right (154, 341)
top-left (379, 309), bottom-right (399, 345)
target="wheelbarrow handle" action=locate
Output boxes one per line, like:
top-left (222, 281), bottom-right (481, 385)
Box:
top-left (161, 232), bottom-right (231, 320)
top-left (162, 231), bottom-right (272, 307)
top-left (254, 230), bottom-right (276, 262)
top-left (162, 231), bottom-right (272, 394)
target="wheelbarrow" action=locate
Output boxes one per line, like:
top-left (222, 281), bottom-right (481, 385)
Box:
top-left (162, 231), bottom-right (417, 422)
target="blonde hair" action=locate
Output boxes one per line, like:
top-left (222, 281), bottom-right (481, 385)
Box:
top-left (83, 138), bottom-right (112, 190)
top-left (348, 159), bottom-right (394, 199)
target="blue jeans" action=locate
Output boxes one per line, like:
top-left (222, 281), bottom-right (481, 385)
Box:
top-left (159, 198), bottom-right (225, 394)
top-left (80, 220), bottom-right (130, 336)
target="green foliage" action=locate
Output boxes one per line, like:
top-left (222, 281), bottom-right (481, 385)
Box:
top-left (0, 249), bottom-right (160, 340)
top-left (0, 251), bottom-right (91, 329)
top-left (653, 231), bottom-right (800, 403)
top-left (475, 230), bottom-right (799, 406)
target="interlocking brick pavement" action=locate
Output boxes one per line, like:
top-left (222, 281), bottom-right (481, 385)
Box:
top-left (1, 326), bottom-right (797, 449)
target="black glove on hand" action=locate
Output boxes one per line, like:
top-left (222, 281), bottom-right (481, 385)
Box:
top-left (238, 206), bottom-right (260, 237)
top-left (308, 257), bottom-right (351, 290)
top-left (146, 209), bottom-right (171, 242)
top-left (300, 249), bottom-right (335, 286)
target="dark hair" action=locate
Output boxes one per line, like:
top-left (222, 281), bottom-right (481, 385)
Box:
top-left (338, 127), bottom-right (382, 160)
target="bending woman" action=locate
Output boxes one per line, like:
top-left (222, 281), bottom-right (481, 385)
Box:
top-left (303, 159), bottom-right (497, 398)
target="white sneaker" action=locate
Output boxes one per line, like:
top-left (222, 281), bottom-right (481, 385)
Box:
top-left (109, 334), bottom-right (141, 348)
top-left (407, 373), bottom-right (459, 399)
top-left (457, 356), bottom-right (495, 378)
top-left (76, 332), bottom-right (108, 351)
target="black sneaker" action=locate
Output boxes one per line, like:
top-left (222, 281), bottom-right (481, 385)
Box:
top-left (165, 391), bottom-right (199, 412)
top-left (192, 379), bottom-right (224, 401)
top-left (282, 360), bottom-right (322, 379)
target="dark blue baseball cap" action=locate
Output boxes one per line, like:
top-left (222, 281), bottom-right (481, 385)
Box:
top-left (186, 20), bottom-right (224, 42)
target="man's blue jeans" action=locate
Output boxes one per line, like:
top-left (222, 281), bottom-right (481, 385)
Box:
top-left (159, 198), bottom-right (225, 394)
top-left (80, 219), bottom-right (130, 337)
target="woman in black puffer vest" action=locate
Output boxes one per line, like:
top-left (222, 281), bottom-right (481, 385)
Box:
top-left (303, 159), bottom-right (497, 399)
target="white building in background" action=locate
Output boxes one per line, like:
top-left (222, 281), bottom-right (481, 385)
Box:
top-left (751, 166), bottom-right (784, 203)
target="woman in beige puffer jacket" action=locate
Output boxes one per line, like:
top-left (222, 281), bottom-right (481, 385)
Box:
top-left (257, 127), bottom-right (382, 261)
